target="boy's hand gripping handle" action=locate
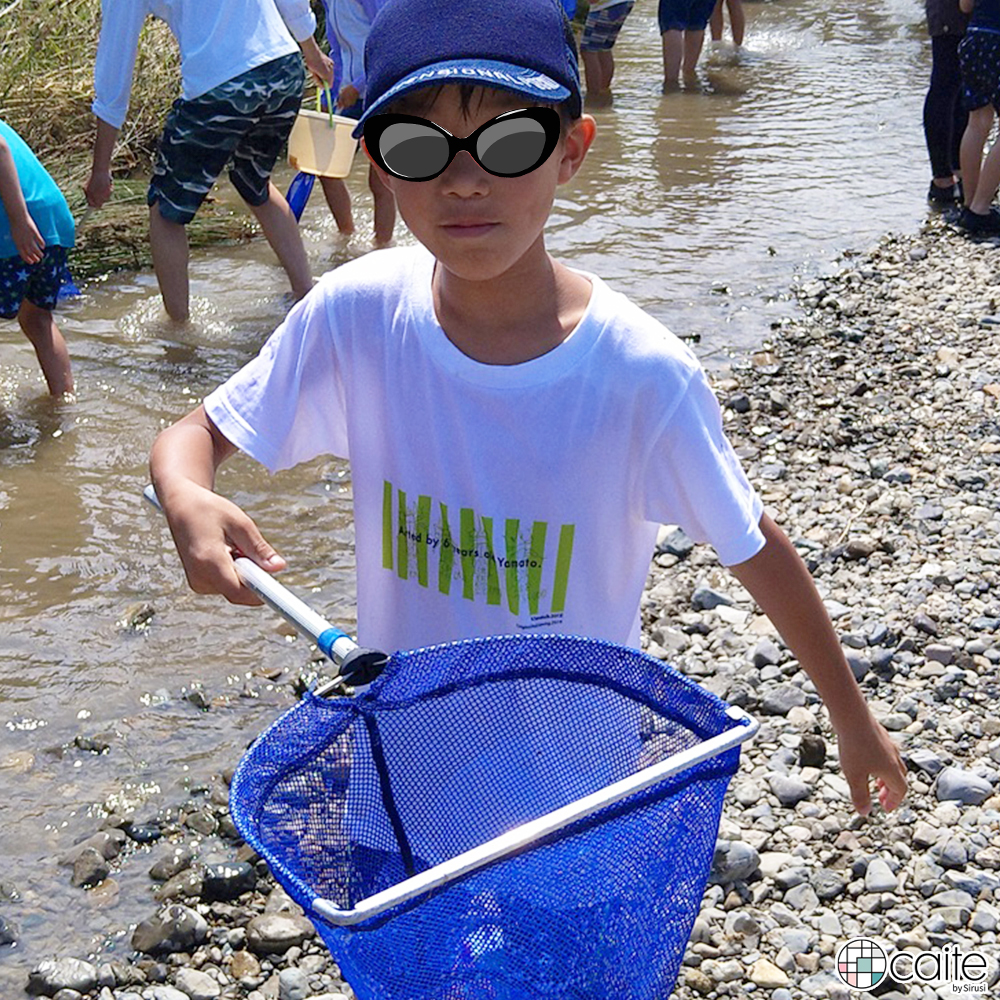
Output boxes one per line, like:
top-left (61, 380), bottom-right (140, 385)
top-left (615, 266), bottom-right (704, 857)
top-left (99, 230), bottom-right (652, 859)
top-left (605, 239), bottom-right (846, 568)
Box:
top-left (142, 485), bottom-right (387, 691)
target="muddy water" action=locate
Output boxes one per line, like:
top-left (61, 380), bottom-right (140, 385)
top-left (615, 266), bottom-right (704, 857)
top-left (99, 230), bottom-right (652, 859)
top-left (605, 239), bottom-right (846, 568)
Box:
top-left (0, 0), bottom-right (933, 987)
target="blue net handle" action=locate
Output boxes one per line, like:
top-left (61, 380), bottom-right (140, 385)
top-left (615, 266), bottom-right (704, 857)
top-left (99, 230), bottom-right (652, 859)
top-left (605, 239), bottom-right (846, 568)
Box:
top-left (311, 706), bottom-right (758, 926)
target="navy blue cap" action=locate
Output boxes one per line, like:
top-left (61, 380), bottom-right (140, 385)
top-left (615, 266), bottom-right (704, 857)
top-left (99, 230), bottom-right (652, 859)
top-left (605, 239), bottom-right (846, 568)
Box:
top-left (352, 0), bottom-right (581, 138)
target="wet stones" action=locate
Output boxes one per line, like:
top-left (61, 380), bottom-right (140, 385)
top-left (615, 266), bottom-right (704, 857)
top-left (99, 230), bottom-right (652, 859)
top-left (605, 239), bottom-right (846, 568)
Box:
top-left (131, 905), bottom-right (208, 955)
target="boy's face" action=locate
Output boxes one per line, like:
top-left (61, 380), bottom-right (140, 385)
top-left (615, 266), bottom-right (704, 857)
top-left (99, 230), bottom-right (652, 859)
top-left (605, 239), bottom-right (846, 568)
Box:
top-left (364, 84), bottom-right (595, 286)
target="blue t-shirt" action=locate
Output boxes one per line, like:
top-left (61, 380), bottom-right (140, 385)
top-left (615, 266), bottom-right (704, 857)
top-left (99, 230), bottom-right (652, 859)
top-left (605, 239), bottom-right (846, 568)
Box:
top-left (0, 120), bottom-right (74, 259)
top-left (970, 0), bottom-right (1000, 32)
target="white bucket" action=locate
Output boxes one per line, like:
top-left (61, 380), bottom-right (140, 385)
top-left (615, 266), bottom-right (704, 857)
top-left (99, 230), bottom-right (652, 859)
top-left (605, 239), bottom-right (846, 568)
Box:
top-left (287, 110), bottom-right (358, 179)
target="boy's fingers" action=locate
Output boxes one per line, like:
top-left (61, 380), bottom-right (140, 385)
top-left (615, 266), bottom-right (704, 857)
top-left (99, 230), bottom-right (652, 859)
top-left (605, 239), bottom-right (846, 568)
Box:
top-left (227, 520), bottom-right (286, 574)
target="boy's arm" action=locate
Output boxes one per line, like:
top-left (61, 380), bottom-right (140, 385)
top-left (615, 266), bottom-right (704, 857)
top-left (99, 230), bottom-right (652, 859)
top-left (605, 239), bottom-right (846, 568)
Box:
top-left (149, 405), bottom-right (286, 605)
top-left (728, 513), bottom-right (908, 815)
top-left (85, 119), bottom-right (118, 209)
top-left (0, 137), bottom-right (45, 264)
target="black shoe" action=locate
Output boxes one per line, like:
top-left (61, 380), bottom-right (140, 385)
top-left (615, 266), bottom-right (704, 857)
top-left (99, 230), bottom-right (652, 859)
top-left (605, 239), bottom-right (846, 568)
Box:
top-left (957, 206), bottom-right (1000, 235)
top-left (928, 180), bottom-right (960, 205)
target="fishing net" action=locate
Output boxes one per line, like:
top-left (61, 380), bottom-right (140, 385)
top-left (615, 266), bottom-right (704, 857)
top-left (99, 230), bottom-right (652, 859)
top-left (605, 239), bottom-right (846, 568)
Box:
top-left (230, 633), bottom-right (752, 1000)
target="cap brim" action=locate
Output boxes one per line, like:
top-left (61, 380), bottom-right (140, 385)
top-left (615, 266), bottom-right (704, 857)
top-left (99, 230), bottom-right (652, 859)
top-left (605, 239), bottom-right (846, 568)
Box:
top-left (351, 58), bottom-right (570, 138)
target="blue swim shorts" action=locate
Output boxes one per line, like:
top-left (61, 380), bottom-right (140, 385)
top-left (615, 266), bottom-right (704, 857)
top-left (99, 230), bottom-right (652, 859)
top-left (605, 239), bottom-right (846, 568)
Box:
top-left (658, 0), bottom-right (716, 33)
top-left (580, 2), bottom-right (636, 52)
top-left (959, 29), bottom-right (1000, 112)
top-left (0, 245), bottom-right (68, 319)
top-left (149, 52), bottom-right (305, 224)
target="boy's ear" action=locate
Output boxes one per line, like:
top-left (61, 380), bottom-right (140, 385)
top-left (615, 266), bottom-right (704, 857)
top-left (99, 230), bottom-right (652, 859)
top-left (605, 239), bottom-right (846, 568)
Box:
top-left (557, 114), bottom-right (596, 185)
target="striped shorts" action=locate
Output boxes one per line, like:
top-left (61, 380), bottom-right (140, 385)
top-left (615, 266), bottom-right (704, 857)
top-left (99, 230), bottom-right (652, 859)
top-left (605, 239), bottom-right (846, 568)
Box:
top-left (149, 52), bottom-right (305, 224)
top-left (580, 2), bottom-right (636, 52)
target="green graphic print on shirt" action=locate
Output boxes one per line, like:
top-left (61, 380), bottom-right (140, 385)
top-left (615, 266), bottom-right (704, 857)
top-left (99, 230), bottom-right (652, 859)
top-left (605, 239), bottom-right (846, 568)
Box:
top-left (381, 480), bottom-right (575, 624)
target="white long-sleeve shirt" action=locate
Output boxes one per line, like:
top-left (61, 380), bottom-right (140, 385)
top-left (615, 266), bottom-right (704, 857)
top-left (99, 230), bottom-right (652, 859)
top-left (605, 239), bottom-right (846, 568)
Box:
top-left (92, 0), bottom-right (317, 129)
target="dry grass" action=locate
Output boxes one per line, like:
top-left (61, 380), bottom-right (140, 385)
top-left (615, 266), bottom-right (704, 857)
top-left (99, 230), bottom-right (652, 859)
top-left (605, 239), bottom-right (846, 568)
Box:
top-left (0, 0), bottom-right (256, 279)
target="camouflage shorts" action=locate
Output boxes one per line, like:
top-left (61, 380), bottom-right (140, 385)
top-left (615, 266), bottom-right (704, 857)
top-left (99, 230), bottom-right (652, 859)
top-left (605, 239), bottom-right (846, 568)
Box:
top-left (149, 52), bottom-right (305, 224)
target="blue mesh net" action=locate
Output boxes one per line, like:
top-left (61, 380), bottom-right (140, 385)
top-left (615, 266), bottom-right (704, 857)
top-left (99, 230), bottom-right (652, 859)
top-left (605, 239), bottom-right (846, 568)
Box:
top-left (230, 634), bottom-right (745, 1000)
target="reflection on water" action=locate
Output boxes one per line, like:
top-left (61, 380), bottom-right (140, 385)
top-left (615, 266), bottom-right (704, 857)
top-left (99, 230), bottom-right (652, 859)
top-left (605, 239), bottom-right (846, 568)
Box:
top-left (0, 0), bottom-right (935, 987)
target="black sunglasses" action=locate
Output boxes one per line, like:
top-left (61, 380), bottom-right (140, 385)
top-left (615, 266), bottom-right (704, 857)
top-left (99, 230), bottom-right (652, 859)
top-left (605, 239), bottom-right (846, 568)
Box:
top-left (363, 106), bottom-right (562, 181)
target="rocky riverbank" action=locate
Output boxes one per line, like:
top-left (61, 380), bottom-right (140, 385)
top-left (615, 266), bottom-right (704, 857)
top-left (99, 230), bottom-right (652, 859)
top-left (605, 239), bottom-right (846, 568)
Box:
top-left (11, 213), bottom-right (1000, 1000)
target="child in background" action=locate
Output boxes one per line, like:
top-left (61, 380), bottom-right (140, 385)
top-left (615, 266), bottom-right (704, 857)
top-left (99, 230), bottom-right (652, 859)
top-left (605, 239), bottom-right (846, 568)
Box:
top-left (956, 0), bottom-right (1000, 234)
top-left (709, 0), bottom-right (745, 47)
top-left (659, 0), bottom-right (717, 88)
top-left (317, 0), bottom-right (397, 245)
top-left (0, 121), bottom-right (74, 396)
top-left (579, 0), bottom-right (636, 99)
top-left (149, 0), bottom-right (907, 818)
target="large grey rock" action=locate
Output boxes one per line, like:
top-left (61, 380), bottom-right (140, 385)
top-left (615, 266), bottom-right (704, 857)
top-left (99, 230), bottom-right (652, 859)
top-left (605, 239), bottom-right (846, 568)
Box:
top-left (26, 958), bottom-right (99, 997)
top-left (710, 840), bottom-right (760, 883)
top-left (245, 913), bottom-right (316, 955)
top-left (769, 774), bottom-right (812, 806)
top-left (132, 905), bottom-right (208, 955)
top-left (935, 766), bottom-right (993, 805)
top-left (864, 857), bottom-right (899, 892)
top-left (278, 967), bottom-right (311, 1000)
top-left (173, 968), bottom-right (220, 1000)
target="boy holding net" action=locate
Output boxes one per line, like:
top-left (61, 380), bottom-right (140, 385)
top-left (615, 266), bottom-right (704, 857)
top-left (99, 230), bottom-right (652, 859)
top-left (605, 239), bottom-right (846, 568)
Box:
top-left (149, 0), bottom-right (907, 817)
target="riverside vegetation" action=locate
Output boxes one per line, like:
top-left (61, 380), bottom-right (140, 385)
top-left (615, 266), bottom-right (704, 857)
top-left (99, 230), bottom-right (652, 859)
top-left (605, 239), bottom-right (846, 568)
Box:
top-left (8, 214), bottom-right (1000, 999)
top-left (0, 0), bottom-right (256, 281)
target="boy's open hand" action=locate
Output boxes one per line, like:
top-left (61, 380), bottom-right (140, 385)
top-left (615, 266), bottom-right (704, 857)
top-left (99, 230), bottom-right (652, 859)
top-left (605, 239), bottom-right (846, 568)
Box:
top-left (162, 486), bottom-right (287, 606)
top-left (834, 716), bottom-right (908, 815)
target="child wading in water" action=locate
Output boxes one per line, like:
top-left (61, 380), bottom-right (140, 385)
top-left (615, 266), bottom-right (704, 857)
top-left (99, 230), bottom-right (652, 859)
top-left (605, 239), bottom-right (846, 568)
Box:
top-left (0, 120), bottom-right (74, 396)
top-left (150, 0), bottom-right (907, 817)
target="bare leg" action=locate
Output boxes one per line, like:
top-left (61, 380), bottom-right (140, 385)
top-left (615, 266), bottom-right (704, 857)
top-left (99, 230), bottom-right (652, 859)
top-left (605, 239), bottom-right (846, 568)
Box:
top-left (970, 119), bottom-right (1000, 215)
top-left (727, 0), bottom-right (745, 46)
top-left (582, 50), bottom-right (603, 94)
top-left (369, 164), bottom-right (396, 247)
top-left (710, 0), bottom-right (724, 41)
top-left (662, 30), bottom-right (683, 88)
top-left (149, 204), bottom-right (191, 322)
top-left (18, 299), bottom-right (73, 395)
top-left (319, 176), bottom-right (355, 235)
top-left (583, 50), bottom-right (615, 95)
top-left (960, 105), bottom-right (994, 209)
top-left (682, 29), bottom-right (706, 80)
top-left (249, 181), bottom-right (314, 300)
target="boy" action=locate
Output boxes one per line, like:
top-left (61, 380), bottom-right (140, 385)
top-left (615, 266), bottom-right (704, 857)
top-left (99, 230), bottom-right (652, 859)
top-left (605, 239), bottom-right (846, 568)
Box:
top-left (85, 0), bottom-right (334, 322)
top-left (150, 0), bottom-right (907, 817)
top-left (0, 121), bottom-right (74, 396)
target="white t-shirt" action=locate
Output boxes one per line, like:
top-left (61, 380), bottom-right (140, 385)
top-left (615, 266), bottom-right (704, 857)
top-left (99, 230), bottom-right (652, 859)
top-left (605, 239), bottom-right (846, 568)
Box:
top-left (92, 0), bottom-right (314, 129)
top-left (205, 246), bottom-right (764, 656)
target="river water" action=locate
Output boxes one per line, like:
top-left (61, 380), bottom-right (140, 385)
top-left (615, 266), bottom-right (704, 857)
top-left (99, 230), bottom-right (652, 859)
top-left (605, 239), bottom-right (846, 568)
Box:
top-left (0, 0), bottom-right (935, 988)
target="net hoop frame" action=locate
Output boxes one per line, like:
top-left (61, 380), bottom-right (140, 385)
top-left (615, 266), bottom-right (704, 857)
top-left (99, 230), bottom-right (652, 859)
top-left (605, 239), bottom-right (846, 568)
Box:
top-left (309, 704), bottom-right (758, 926)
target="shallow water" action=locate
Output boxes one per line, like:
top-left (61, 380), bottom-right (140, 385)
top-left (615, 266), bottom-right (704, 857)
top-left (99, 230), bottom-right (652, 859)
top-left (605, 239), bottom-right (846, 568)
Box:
top-left (0, 0), bottom-right (935, 987)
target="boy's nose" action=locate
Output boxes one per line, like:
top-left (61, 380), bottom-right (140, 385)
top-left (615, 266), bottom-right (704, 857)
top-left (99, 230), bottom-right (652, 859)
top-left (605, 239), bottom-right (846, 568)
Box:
top-left (440, 149), bottom-right (490, 194)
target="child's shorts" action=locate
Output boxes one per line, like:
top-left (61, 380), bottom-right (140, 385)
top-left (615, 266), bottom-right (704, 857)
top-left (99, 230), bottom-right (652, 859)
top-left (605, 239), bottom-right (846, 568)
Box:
top-left (0, 245), bottom-right (68, 319)
top-left (580, 2), bottom-right (636, 52)
top-left (959, 29), bottom-right (1000, 112)
top-left (657, 0), bottom-right (716, 33)
top-left (149, 52), bottom-right (305, 224)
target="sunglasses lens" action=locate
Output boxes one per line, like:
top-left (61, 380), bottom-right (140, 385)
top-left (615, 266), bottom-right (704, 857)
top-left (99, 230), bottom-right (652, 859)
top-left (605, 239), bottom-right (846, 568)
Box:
top-left (476, 117), bottom-right (549, 175)
top-left (378, 122), bottom-right (450, 179)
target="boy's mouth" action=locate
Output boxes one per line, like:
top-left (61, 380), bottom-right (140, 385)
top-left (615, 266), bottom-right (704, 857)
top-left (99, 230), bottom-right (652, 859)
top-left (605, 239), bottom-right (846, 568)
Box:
top-left (441, 220), bottom-right (498, 238)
